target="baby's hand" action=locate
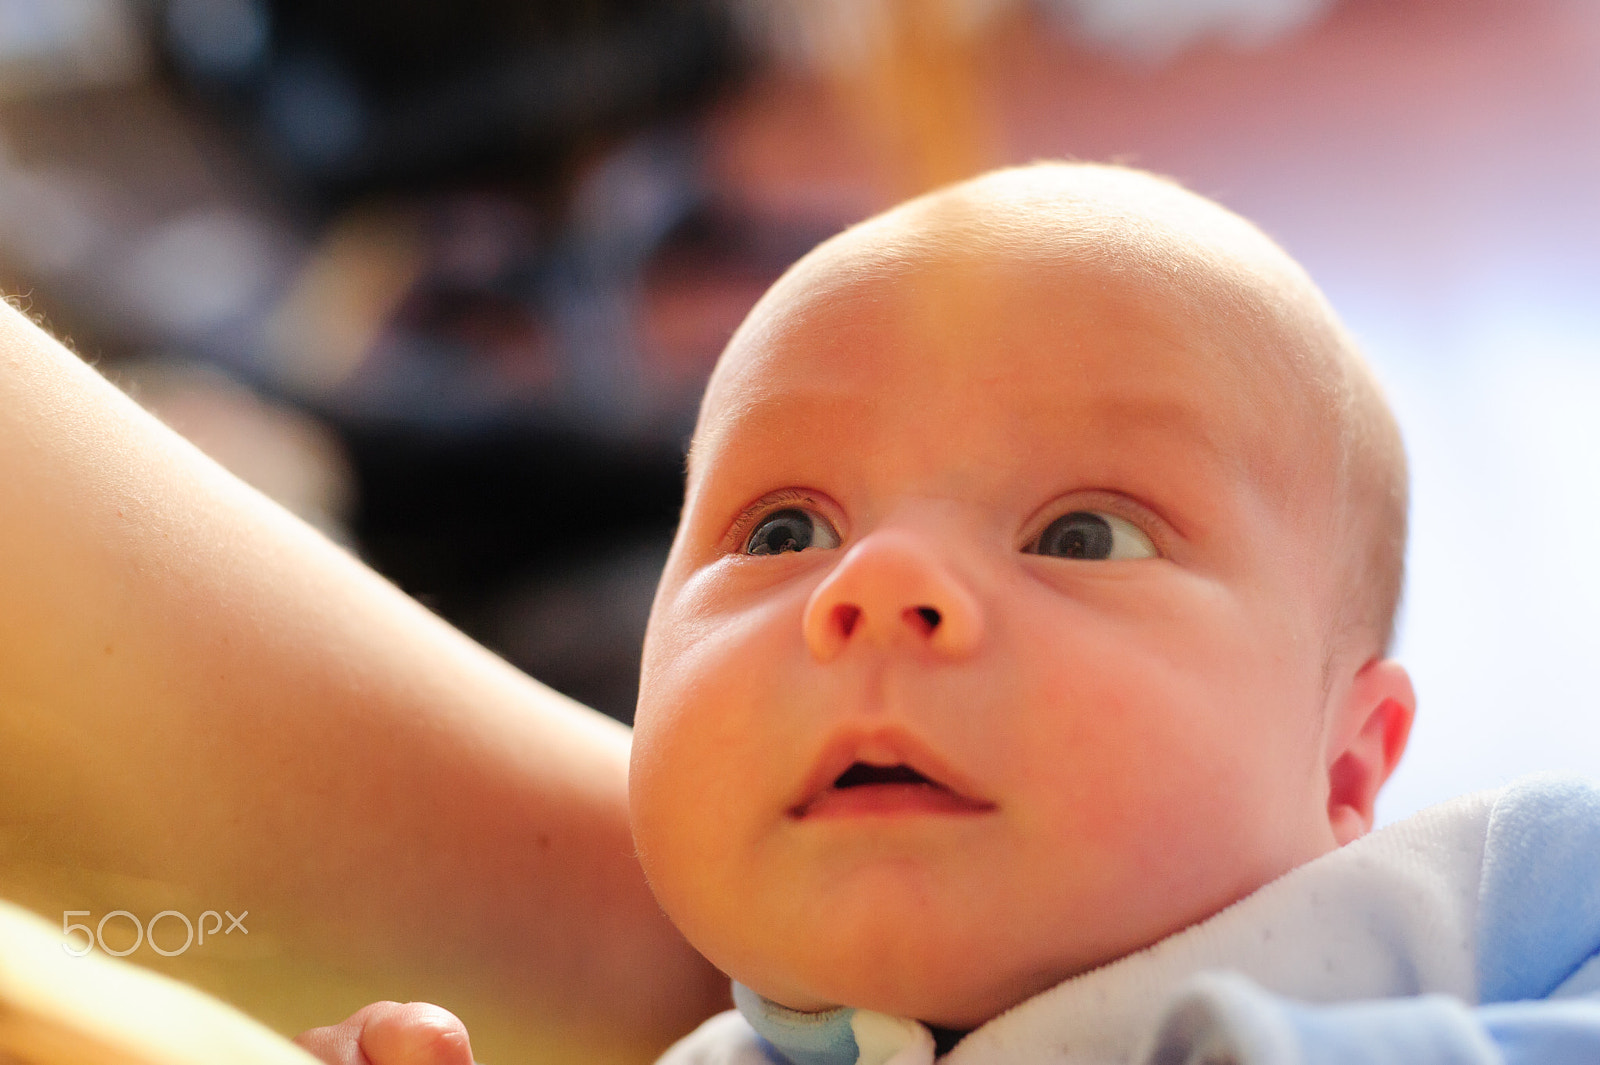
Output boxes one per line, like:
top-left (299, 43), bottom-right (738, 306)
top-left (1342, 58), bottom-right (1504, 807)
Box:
top-left (294, 1001), bottom-right (475, 1065)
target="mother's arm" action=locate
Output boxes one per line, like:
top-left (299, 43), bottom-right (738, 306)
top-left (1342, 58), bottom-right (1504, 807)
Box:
top-left (0, 303), bottom-right (725, 1063)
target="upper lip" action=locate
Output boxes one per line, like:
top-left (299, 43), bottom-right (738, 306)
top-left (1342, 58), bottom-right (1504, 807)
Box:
top-left (786, 727), bottom-right (996, 817)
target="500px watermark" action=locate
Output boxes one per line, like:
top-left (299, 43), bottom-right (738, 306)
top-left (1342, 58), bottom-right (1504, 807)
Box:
top-left (61, 909), bottom-right (248, 957)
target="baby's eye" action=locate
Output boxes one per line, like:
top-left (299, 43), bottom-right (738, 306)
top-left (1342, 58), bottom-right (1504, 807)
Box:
top-left (743, 507), bottom-right (842, 556)
top-left (1025, 511), bottom-right (1156, 561)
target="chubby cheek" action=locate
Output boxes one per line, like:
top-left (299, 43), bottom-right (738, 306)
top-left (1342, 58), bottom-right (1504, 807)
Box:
top-left (630, 579), bottom-right (812, 960)
top-left (1005, 578), bottom-right (1327, 919)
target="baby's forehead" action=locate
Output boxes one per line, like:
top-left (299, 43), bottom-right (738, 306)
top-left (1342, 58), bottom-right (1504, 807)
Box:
top-left (697, 178), bottom-right (1337, 446)
top-left (728, 167), bottom-right (1333, 363)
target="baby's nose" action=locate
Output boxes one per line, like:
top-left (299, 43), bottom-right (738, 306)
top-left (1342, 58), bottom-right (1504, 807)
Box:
top-left (801, 530), bottom-right (983, 662)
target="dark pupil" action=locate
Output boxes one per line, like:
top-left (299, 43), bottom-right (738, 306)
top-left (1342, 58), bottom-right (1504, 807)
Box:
top-left (1037, 512), bottom-right (1113, 559)
top-left (747, 509), bottom-right (815, 555)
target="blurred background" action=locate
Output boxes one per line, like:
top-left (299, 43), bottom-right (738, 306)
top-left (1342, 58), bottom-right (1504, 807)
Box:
top-left (1, 0), bottom-right (1594, 822)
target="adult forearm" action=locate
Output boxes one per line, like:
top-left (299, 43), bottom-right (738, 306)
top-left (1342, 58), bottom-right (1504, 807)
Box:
top-left (0, 304), bottom-right (724, 1062)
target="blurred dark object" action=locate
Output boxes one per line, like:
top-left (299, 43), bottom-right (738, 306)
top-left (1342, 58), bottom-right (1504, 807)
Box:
top-left (315, 161), bottom-right (832, 719)
top-left (281, 136), bottom-right (837, 428)
top-left (158, 0), bottom-right (744, 200)
top-left (484, 538), bottom-right (669, 727)
top-left (0, 0), bottom-right (765, 722)
top-left (342, 420), bottom-right (682, 720)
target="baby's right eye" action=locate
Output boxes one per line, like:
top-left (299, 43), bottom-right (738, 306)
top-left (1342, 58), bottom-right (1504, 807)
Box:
top-left (743, 508), bottom-right (842, 556)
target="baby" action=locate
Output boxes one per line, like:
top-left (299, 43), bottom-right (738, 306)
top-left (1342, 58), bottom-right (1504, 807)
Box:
top-left (303, 164), bottom-right (1600, 1064)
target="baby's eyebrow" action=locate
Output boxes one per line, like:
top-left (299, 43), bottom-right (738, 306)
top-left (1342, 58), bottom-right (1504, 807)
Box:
top-left (683, 389), bottom-right (798, 487)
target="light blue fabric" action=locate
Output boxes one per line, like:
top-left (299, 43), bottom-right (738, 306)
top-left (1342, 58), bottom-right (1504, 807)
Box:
top-left (1144, 974), bottom-right (1503, 1065)
top-left (733, 983), bottom-right (863, 1065)
top-left (729, 983), bottom-right (935, 1065)
top-left (1143, 776), bottom-right (1600, 1065)
top-left (1154, 989), bottom-right (1600, 1065)
top-left (1477, 776), bottom-right (1600, 1002)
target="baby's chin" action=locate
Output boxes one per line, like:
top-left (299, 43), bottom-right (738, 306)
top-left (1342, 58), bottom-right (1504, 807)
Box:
top-left (751, 974), bottom-right (1054, 1032)
top-left (673, 865), bottom-right (1167, 1030)
top-left (731, 940), bottom-right (1076, 1031)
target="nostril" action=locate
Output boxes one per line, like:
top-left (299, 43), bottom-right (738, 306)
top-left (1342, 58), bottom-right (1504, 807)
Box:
top-left (910, 606), bottom-right (941, 631)
top-left (835, 604), bottom-right (862, 638)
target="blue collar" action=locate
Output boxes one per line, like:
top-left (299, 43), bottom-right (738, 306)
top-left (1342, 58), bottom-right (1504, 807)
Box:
top-left (732, 984), bottom-right (936, 1065)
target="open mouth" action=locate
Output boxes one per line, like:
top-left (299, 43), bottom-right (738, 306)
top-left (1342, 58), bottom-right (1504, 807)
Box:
top-left (833, 762), bottom-right (935, 788)
top-left (789, 749), bottom-right (995, 819)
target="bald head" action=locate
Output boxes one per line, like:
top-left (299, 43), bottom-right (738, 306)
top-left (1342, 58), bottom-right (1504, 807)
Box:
top-left (696, 162), bottom-right (1408, 657)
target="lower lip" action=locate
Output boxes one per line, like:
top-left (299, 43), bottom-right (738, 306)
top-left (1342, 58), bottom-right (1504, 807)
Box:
top-left (791, 784), bottom-right (995, 820)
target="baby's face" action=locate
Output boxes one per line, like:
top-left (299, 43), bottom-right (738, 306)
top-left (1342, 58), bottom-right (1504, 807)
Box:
top-left (631, 243), bottom-right (1351, 1028)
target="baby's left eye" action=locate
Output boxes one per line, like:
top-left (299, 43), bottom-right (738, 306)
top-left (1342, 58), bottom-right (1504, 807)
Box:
top-left (1024, 511), bottom-right (1156, 561)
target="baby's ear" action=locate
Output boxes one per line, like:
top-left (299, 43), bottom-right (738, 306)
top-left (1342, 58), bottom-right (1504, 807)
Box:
top-left (1324, 658), bottom-right (1415, 845)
